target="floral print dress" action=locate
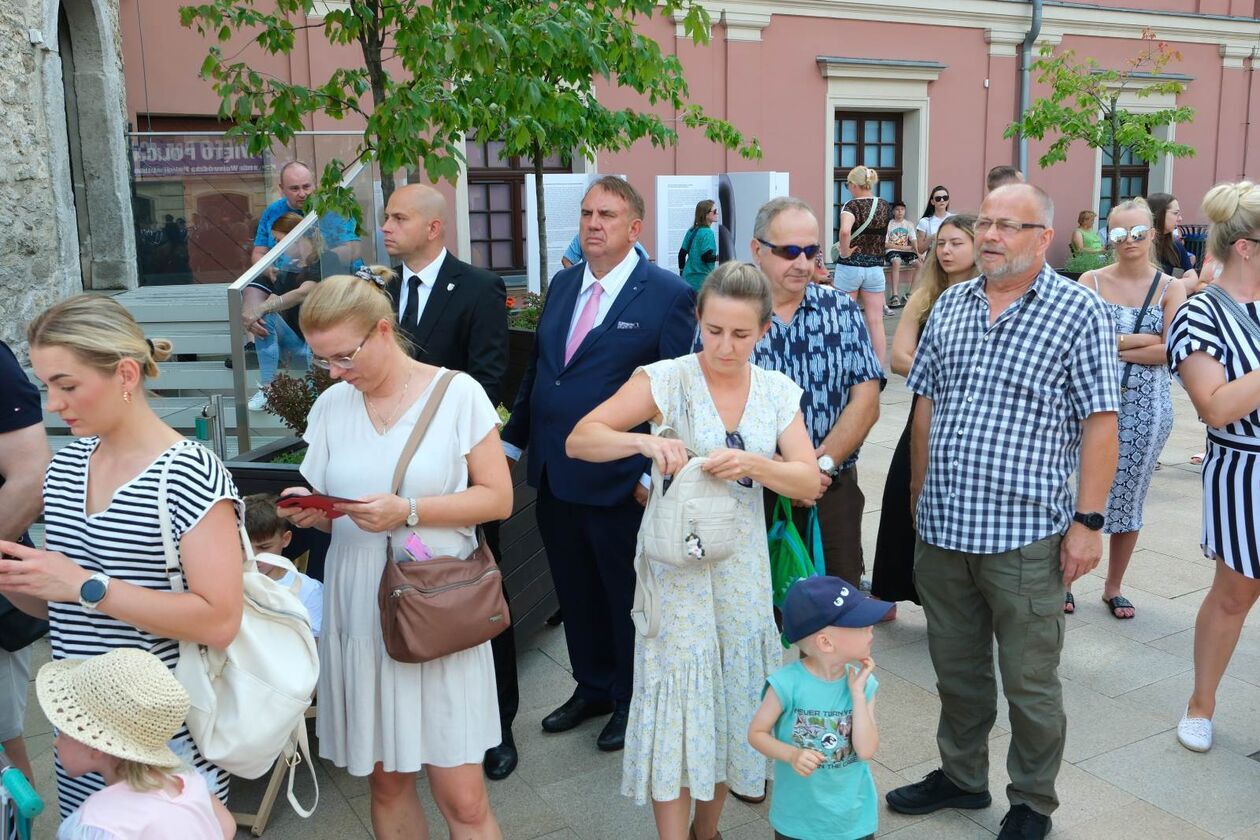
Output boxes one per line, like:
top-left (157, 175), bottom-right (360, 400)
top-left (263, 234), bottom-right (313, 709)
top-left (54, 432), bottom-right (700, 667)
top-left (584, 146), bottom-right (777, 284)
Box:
top-left (621, 354), bottom-right (803, 804)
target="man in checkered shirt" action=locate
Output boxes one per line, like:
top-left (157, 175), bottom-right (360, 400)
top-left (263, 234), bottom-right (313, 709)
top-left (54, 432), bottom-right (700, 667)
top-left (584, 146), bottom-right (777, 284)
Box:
top-left (885, 184), bottom-right (1120, 840)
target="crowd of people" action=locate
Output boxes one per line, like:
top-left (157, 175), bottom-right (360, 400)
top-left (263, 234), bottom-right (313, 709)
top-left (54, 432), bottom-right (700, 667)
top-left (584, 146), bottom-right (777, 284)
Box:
top-left (0, 166), bottom-right (1257, 840)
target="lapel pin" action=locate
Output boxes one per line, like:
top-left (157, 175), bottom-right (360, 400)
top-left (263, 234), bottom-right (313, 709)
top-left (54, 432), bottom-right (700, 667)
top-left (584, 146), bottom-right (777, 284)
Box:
top-left (447, 283), bottom-right (455, 291)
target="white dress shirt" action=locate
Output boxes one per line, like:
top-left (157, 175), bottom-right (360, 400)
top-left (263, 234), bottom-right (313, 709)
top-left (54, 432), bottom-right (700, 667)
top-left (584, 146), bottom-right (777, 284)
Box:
top-left (565, 249), bottom-right (640, 345)
top-left (398, 248), bottom-right (449, 325)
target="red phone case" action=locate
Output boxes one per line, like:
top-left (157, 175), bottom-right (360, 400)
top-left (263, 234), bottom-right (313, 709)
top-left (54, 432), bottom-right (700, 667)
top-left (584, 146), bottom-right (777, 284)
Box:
top-left (277, 493), bottom-right (354, 518)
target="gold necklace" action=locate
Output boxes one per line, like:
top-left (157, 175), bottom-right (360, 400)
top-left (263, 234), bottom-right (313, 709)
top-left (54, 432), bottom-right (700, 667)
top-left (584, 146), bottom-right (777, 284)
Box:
top-left (366, 366), bottom-right (415, 433)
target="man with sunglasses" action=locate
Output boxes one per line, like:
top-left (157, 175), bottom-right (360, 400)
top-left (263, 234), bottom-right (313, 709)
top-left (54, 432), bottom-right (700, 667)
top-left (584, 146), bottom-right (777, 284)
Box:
top-left (886, 183), bottom-right (1119, 839)
top-left (744, 196), bottom-right (883, 595)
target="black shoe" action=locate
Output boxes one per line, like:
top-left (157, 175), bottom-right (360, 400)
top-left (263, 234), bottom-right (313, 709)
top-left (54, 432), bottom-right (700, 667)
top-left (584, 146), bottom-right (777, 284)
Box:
top-left (885, 769), bottom-right (992, 815)
top-left (541, 694), bottom-right (615, 733)
top-left (483, 730), bottom-right (518, 781)
top-left (596, 706), bottom-right (630, 752)
top-left (997, 804), bottom-right (1052, 839)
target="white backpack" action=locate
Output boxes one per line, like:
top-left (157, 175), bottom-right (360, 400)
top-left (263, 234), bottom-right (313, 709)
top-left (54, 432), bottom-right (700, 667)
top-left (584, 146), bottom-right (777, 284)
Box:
top-left (157, 443), bottom-right (319, 816)
top-left (632, 428), bottom-right (740, 638)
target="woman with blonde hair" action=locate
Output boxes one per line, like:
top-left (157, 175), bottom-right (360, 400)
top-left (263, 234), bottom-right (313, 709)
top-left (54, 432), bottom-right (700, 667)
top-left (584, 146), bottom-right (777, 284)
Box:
top-left (0, 295), bottom-right (244, 818)
top-left (276, 267), bottom-right (512, 837)
top-left (871, 215), bottom-right (977, 618)
top-left (833, 165), bottom-right (891, 364)
top-left (567, 262), bottom-right (820, 840)
top-left (1061, 199), bottom-right (1184, 619)
top-left (1168, 181), bottom-right (1260, 752)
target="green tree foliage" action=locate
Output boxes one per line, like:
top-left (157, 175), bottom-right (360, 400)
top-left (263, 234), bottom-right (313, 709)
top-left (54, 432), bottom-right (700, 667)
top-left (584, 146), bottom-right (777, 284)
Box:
top-left (1005, 29), bottom-right (1194, 215)
top-left (180, 1), bottom-right (760, 288)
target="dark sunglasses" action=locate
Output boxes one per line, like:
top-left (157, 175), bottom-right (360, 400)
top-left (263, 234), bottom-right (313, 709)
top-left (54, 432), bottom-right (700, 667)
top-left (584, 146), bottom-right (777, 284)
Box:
top-left (932, 194), bottom-right (950, 202)
top-left (726, 431), bottom-right (754, 488)
top-left (757, 239), bottom-right (821, 261)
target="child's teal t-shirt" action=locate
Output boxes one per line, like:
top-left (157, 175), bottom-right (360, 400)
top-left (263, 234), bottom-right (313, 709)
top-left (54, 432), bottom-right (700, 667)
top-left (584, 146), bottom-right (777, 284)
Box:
top-left (766, 660), bottom-right (879, 840)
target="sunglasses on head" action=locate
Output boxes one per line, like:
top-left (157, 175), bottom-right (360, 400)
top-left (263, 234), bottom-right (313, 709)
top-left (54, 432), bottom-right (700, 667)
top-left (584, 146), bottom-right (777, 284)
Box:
top-left (756, 239), bottom-right (821, 261)
top-left (726, 431), bottom-right (753, 488)
top-left (932, 194), bottom-right (950, 202)
top-left (1107, 225), bottom-right (1150, 244)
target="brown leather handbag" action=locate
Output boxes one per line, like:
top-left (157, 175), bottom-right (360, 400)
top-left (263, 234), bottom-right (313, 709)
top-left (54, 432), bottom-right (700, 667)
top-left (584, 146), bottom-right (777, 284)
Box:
top-left (377, 371), bottom-right (511, 663)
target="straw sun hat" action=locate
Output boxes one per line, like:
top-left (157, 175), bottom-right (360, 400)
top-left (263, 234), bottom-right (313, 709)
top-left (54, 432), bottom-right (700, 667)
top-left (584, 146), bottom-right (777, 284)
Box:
top-left (37, 648), bottom-right (190, 769)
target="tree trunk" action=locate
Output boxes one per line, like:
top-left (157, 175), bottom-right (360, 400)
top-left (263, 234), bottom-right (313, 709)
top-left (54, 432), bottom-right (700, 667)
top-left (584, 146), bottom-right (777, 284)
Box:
top-left (533, 140), bottom-right (548, 295)
top-left (1108, 106), bottom-right (1121, 220)
top-left (358, 2), bottom-right (395, 207)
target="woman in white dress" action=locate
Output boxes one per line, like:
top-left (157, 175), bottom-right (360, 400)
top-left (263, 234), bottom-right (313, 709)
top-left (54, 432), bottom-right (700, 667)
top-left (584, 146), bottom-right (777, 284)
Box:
top-left (567, 263), bottom-right (821, 840)
top-left (277, 269), bottom-right (513, 839)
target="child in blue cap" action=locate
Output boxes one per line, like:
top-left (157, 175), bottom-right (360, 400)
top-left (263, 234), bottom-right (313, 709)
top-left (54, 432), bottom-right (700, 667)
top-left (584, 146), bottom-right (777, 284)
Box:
top-left (748, 576), bottom-right (891, 840)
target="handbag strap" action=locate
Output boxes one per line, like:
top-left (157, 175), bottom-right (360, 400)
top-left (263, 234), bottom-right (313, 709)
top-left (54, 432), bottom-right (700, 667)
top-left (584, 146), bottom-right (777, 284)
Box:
top-left (1203, 283), bottom-right (1260, 346)
top-left (850, 197), bottom-right (881, 240)
top-left (390, 370), bottom-right (458, 496)
top-left (1120, 270), bottom-right (1164, 389)
top-left (157, 440), bottom-right (256, 595)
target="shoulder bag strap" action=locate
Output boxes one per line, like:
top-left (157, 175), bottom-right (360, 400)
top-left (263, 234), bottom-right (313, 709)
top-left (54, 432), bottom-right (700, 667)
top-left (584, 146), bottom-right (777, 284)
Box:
top-left (1120, 270), bottom-right (1164, 389)
top-left (1203, 283), bottom-right (1260, 346)
top-left (157, 440), bottom-right (199, 593)
top-left (390, 370), bottom-right (458, 496)
top-left (850, 198), bottom-right (880, 240)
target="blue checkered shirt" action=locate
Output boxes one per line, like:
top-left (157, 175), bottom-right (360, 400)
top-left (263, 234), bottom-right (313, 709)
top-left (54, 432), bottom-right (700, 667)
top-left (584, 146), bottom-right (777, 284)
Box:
top-left (711, 284), bottom-right (884, 469)
top-left (906, 264), bottom-right (1120, 554)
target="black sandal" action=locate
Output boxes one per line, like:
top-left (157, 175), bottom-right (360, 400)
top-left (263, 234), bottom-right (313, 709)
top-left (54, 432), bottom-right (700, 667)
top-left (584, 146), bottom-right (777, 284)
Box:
top-left (1103, 594), bottom-right (1136, 619)
top-left (1063, 592), bottom-right (1075, 614)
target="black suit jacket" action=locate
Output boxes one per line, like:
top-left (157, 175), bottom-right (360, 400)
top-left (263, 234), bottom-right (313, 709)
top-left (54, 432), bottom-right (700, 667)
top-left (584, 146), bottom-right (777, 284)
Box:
top-left (388, 254), bottom-right (509, 405)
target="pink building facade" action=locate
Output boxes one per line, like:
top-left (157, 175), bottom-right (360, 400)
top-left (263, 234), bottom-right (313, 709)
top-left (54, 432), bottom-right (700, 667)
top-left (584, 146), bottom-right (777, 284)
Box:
top-left (119, 0), bottom-right (1260, 276)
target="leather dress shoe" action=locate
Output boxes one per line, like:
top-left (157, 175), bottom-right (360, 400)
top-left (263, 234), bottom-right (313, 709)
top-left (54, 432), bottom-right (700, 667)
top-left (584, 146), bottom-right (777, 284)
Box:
top-left (596, 706), bottom-right (630, 752)
top-left (541, 694), bottom-right (615, 733)
top-left (483, 730), bottom-right (518, 781)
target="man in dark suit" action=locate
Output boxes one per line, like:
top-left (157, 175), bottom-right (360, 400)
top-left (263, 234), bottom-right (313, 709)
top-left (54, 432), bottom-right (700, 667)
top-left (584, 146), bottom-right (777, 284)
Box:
top-left (382, 184), bottom-right (518, 780)
top-left (500, 176), bottom-right (696, 751)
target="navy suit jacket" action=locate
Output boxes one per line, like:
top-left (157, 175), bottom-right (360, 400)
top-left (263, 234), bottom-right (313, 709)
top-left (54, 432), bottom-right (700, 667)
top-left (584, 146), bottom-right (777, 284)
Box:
top-left (500, 258), bottom-right (696, 506)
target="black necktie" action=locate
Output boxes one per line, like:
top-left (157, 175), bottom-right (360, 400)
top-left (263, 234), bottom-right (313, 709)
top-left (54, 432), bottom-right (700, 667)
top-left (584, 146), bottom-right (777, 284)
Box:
top-left (402, 275), bottom-right (421, 326)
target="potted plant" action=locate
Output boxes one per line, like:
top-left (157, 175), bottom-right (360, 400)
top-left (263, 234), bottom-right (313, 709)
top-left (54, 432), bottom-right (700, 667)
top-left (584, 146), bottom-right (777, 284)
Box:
top-left (1059, 248), bottom-right (1113, 281)
top-left (504, 291), bottom-right (543, 408)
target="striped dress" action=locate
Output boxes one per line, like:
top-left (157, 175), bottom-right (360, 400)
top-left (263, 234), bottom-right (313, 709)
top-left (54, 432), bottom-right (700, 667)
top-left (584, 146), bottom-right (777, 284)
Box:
top-left (1168, 292), bottom-right (1260, 579)
top-left (42, 439), bottom-right (241, 816)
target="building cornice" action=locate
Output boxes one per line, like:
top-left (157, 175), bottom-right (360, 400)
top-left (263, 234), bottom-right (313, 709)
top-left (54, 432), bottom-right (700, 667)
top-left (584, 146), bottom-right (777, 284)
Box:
top-left (817, 56), bottom-right (946, 83)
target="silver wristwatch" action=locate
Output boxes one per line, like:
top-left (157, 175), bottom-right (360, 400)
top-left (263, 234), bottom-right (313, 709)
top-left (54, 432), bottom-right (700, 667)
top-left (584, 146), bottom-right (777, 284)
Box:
top-left (79, 573), bottom-right (111, 611)
top-left (817, 455), bottom-right (840, 477)
top-left (405, 497), bottom-right (419, 527)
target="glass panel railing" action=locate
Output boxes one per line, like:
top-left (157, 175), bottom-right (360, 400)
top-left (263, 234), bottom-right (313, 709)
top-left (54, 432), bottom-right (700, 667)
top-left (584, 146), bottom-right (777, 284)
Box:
top-left (225, 159), bottom-right (382, 453)
top-left (128, 132), bottom-right (383, 287)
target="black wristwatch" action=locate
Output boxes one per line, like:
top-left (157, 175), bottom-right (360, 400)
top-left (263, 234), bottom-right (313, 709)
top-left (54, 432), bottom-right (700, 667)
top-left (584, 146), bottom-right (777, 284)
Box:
top-left (1072, 511), bottom-right (1105, 531)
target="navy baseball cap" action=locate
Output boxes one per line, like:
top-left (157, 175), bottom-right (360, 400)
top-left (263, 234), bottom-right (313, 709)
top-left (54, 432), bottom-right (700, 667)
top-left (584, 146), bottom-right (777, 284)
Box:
top-left (782, 576), bottom-right (893, 642)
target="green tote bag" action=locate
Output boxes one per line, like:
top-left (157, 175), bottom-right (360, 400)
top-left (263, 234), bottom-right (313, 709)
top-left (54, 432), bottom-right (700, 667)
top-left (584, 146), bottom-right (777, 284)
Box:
top-left (768, 494), bottom-right (825, 607)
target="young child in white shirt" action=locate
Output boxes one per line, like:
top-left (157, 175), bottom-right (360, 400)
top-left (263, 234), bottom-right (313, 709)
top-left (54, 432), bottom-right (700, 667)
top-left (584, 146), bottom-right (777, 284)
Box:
top-left (245, 493), bottom-right (324, 638)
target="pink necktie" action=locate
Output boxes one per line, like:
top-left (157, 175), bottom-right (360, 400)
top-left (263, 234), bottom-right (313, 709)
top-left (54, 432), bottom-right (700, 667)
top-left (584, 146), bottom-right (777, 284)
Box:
top-left (565, 282), bottom-right (603, 364)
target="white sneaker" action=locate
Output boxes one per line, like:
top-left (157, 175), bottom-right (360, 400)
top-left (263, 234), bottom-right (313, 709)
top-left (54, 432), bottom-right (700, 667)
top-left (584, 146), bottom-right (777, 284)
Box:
top-left (1177, 709), bottom-right (1212, 752)
top-left (247, 389), bottom-right (268, 412)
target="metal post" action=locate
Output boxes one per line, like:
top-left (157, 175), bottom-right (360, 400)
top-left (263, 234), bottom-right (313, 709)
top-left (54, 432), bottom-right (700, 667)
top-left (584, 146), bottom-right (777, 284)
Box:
top-left (209, 393), bottom-right (228, 460)
top-left (227, 284), bottom-right (252, 455)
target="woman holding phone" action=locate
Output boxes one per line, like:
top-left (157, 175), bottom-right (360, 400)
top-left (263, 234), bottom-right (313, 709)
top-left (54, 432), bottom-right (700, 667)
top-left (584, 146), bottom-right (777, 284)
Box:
top-left (276, 267), bottom-right (512, 839)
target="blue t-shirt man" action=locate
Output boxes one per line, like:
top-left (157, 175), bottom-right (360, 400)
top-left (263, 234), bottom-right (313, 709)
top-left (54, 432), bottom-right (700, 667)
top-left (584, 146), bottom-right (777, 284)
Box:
top-left (253, 197), bottom-right (358, 269)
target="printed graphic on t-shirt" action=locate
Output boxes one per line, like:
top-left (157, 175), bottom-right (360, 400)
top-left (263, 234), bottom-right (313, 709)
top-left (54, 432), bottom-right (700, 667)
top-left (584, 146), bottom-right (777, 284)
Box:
top-left (791, 707), bottom-right (858, 769)
top-left (886, 224), bottom-right (915, 250)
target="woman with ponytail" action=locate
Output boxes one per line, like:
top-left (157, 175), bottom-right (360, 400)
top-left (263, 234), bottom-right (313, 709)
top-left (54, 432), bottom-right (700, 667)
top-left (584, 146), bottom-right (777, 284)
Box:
top-left (1167, 181), bottom-right (1260, 753)
top-left (0, 295), bottom-right (243, 820)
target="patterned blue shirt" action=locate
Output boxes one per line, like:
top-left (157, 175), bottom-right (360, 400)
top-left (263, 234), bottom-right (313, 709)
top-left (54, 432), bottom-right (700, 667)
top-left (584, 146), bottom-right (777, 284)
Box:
top-left (696, 284), bottom-right (883, 468)
top-left (906, 264), bottom-right (1120, 554)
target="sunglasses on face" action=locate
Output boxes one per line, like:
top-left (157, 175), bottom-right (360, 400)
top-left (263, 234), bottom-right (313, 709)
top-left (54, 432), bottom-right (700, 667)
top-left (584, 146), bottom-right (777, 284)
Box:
top-left (757, 239), bottom-right (821, 261)
top-left (932, 195), bottom-right (950, 202)
top-left (1107, 225), bottom-right (1150, 244)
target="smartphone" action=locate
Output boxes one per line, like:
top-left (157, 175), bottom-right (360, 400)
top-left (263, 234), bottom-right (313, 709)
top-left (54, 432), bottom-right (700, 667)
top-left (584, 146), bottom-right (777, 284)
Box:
top-left (277, 493), bottom-right (355, 518)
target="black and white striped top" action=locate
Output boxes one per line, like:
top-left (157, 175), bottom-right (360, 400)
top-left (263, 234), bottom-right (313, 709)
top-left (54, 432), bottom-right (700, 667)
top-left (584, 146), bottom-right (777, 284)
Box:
top-left (42, 438), bottom-right (242, 816)
top-left (1168, 292), bottom-right (1260, 579)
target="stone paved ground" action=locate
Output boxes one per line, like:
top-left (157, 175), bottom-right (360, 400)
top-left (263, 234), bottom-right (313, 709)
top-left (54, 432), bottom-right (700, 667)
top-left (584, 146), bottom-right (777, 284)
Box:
top-left (20, 313), bottom-right (1260, 839)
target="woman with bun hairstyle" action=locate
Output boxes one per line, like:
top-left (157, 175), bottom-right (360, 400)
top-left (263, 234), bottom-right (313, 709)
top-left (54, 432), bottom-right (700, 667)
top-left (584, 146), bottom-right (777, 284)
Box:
top-left (0, 295), bottom-right (244, 817)
top-left (833, 165), bottom-right (891, 364)
top-left (277, 268), bottom-right (512, 838)
top-left (1167, 181), bottom-right (1260, 753)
